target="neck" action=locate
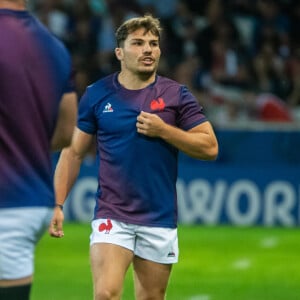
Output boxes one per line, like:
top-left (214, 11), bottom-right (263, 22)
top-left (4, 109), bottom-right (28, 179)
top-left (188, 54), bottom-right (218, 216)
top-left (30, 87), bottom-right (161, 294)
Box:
top-left (0, 0), bottom-right (26, 10)
top-left (118, 71), bottom-right (156, 90)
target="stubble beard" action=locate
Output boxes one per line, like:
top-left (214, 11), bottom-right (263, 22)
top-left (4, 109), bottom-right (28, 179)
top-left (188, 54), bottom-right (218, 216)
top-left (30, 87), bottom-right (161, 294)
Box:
top-left (136, 62), bottom-right (159, 80)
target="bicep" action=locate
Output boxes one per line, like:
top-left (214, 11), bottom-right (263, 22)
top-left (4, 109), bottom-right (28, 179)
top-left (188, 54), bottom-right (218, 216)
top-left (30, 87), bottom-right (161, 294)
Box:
top-left (189, 121), bottom-right (219, 148)
top-left (70, 127), bottom-right (95, 160)
top-left (188, 121), bottom-right (216, 136)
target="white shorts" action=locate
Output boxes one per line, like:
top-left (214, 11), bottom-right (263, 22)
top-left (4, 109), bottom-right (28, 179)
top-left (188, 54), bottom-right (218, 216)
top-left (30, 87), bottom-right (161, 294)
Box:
top-left (90, 219), bottom-right (179, 264)
top-left (0, 207), bottom-right (53, 280)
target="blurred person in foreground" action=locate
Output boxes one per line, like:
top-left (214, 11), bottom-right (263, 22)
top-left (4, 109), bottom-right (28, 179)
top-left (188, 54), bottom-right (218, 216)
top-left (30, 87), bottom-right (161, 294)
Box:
top-left (0, 0), bottom-right (77, 299)
top-left (49, 14), bottom-right (218, 300)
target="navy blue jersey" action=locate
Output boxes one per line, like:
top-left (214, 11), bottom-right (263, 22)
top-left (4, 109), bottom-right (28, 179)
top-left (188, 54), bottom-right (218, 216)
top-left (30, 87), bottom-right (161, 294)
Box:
top-left (78, 73), bottom-right (207, 228)
top-left (0, 9), bottom-right (74, 208)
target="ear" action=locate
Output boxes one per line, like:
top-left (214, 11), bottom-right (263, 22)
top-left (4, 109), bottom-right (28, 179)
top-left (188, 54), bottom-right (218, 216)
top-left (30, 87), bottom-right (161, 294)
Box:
top-left (115, 48), bottom-right (123, 61)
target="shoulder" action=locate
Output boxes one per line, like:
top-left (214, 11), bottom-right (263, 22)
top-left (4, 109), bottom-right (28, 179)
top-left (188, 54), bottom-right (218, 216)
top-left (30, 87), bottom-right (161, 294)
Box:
top-left (84, 73), bottom-right (117, 105)
top-left (155, 75), bottom-right (183, 94)
top-left (37, 20), bottom-right (70, 58)
top-left (156, 75), bottom-right (182, 88)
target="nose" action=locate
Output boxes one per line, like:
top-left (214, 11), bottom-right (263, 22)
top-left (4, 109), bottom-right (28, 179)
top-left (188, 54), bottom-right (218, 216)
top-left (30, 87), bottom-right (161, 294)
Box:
top-left (143, 43), bottom-right (152, 53)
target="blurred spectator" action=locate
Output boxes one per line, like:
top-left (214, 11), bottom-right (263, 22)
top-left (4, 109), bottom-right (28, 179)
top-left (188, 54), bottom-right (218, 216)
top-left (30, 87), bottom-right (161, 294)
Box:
top-left (252, 0), bottom-right (290, 58)
top-left (137, 0), bottom-right (178, 19)
top-left (243, 92), bottom-right (294, 122)
top-left (34, 0), bottom-right (70, 40)
top-left (251, 41), bottom-right (291, 99)
top-left (96, 0), bottom-right (142, 76)
top-left (66, 0), bottom-right (100, 68)
top-left (286, 48), bottom-right (300, 120)
top-left (166, 1), bottom-right (199, 65)
top-left (289, 0), bottom-right (300, 50)
top-left (196, 0), bottom-right (241, 70)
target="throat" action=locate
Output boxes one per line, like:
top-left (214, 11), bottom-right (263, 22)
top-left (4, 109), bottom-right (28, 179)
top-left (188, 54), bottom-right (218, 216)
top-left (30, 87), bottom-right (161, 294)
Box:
top-left (118, 72), bottom-right (156, 90)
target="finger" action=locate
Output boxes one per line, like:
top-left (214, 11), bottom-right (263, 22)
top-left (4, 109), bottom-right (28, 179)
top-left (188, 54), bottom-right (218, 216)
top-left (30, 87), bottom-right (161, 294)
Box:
top-left (55, 219), bottom-right (65, 237)
top-left (138, 111), bottom-right (150, 120)
top-left (49, 219), bottom-right (64, 238)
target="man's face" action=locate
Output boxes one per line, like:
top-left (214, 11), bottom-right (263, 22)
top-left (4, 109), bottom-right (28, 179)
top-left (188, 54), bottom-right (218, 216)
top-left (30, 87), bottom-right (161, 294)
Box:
top-left (116, 28), bottom-right (161, 76)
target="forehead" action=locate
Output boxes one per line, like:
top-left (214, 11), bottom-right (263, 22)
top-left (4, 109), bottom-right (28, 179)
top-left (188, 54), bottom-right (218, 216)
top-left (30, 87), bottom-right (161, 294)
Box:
top-left (125, 28), bottom-right (159, 41)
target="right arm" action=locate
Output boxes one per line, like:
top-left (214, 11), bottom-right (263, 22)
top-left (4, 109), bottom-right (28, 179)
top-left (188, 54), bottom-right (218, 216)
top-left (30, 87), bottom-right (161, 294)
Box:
top-left (49, 127), bottom-right (94, 238)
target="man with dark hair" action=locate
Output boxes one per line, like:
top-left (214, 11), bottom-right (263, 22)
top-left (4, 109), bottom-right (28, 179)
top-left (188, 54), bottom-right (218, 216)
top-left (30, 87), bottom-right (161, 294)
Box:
top-left (0, 1), bottom-right (77, 299)
top-left (50, 14), bottom-right (218, 300)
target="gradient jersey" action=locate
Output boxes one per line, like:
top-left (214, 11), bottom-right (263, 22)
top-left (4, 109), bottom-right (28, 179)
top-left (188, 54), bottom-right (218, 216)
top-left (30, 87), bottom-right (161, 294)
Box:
top-left (0, 9), bottom-right (74, 208)
top-left (78, 73), bottom-right (207, 228)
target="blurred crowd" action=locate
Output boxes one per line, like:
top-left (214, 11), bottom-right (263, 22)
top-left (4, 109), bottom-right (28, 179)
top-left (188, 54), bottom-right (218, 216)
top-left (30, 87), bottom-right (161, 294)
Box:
top-left (30, 0), bottom-right (300, 127)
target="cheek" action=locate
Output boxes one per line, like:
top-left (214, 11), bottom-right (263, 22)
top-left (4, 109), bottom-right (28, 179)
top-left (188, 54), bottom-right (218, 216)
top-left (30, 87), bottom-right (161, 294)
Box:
top-left (154, 49), bottom-right (161, 59)
top-left (124, 52), bottom-right (138, 64)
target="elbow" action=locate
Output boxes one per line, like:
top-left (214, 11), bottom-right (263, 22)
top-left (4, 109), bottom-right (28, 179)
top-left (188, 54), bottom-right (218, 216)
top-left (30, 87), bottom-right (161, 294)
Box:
top-left (51, 129), bottom-right (74, 152)
top-left (206, 143), bottom-right (219, 160)
top-left (206, 135), bottom-right (219, 160)
top-left (52, 138), bottom-right (72, 152)
top-left (208, 140), bottom-right (219, 160)
top-left (195, 141), bottom-right (219, 161)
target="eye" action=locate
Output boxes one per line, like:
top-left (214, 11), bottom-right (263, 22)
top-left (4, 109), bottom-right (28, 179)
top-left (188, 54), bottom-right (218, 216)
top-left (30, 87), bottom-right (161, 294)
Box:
top-left (132, 41), bottom-right (143, 46)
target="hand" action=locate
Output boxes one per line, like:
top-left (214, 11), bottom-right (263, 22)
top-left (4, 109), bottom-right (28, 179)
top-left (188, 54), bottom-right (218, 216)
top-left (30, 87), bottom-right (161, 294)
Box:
top-left (136, 111), bottom-right (166, 137)
top-left (49, 206), bottom-right (65, 238)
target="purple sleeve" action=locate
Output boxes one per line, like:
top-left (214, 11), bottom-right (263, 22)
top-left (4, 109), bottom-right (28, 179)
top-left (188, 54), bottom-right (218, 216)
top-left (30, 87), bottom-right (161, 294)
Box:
top-left (177, 86), bottom-right (207, 130)
top-left (77, 90), bottom-right (97, 134)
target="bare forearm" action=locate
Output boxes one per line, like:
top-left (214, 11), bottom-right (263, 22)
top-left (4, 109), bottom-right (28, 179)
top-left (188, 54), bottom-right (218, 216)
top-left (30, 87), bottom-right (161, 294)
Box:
top-left (54, 147), bottom-right (83, 205)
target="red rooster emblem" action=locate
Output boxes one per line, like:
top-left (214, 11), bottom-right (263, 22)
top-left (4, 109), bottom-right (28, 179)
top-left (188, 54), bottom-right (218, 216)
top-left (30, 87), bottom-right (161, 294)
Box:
top-left (150, 97), bottom-right (165, 111)
top-left (98, 219), bottom-right (112, 234)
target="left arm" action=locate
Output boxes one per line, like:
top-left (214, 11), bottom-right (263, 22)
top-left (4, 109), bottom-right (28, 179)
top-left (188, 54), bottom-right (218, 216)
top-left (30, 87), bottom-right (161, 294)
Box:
top-left (51, 92), bottom-right (78, 151)
top-left (136, 111), bottom-right (218, 160)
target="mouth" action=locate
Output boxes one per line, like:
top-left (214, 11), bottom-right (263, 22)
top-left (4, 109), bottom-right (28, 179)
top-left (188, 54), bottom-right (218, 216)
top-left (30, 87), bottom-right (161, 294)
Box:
top-left (140, 57), bottom-right (154, 65)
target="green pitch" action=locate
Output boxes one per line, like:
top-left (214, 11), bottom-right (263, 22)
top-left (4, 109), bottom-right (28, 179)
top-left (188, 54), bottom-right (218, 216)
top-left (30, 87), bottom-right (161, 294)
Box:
top-left (31, 223), bottom-right (300, 300)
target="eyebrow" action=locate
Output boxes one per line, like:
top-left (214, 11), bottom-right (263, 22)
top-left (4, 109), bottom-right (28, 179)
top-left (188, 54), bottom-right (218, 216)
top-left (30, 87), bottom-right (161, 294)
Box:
top-left (130, 38), bottom-right (159, 43)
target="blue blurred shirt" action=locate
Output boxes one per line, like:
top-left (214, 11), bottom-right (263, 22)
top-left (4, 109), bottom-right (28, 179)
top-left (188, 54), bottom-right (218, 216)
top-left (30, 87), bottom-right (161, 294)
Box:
top-left (0, 9), bottom-right (74, 208)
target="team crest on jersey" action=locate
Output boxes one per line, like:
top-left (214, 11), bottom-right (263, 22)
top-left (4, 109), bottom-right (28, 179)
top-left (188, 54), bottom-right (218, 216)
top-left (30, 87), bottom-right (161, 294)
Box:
top-left (103, 102), bottom-right (114, 113)
top-left (150, 97), bottom-right (165, 111)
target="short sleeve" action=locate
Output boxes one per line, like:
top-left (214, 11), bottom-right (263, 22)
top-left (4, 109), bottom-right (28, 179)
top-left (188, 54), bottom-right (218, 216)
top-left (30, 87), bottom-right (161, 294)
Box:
top-left (77, 89), bottom-right (97, 134)
top-left (177, 86), bottom-right (207, 130)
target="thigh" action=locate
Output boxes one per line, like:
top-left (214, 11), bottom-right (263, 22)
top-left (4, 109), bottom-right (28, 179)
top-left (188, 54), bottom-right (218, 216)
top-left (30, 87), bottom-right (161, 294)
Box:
top-left (90, 243), bottom-right (134, 299)
top-left (90, 219), bottom-right (136, 299)
top-left (0, 207), bottom-right (52, 282)
top-left (133, 256), bottom-right (172, 300)
top-left (132, 226), bottom-right (178, 299)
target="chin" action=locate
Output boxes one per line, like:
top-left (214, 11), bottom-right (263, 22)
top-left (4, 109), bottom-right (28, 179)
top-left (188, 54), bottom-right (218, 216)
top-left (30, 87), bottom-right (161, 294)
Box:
top-left (138, 68), bottom-right (156, 76)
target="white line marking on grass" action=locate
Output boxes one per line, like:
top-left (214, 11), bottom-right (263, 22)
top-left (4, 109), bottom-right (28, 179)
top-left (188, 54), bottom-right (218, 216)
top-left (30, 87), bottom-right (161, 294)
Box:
top-left (188, 295), bottom-right (211, 300)
top-left (232, 258), bottom-right (251, 270)
top-left (260, 237), bottom-right (279, 249)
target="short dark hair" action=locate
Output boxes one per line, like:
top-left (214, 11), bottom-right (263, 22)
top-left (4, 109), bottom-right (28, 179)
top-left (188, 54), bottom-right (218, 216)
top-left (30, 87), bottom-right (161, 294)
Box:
top-left (115, 14), bottom-right (162, 47)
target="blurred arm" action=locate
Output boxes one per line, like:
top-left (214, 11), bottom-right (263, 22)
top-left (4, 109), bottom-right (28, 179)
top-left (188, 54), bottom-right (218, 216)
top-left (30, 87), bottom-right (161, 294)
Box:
top-left (51, 92), bottom-right (78, 151)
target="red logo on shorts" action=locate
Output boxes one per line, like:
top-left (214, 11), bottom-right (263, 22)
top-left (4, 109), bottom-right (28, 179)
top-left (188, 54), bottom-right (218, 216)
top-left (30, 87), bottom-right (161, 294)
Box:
top-left (150, 98), bottom-right (165, 111)
top-left (99, 219), bottom-right (112, 234)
